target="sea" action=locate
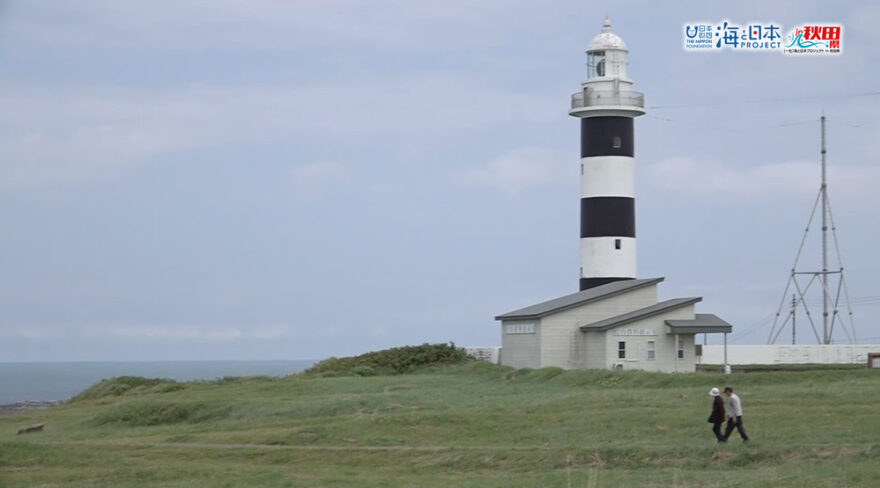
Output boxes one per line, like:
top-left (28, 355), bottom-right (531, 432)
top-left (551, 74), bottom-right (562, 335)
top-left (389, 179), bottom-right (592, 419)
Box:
top-left (0, 360), bottom-right (316, 405)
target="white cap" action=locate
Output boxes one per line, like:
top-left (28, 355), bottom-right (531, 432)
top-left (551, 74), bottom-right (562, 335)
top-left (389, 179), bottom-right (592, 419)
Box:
top-left (587, 17), bottom-right (627, 52)
top-left (709, 387), bottom-right (720, 397)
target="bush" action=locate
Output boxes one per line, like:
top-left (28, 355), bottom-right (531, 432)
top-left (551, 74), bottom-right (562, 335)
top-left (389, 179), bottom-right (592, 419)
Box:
top-left (305, 343), bottom-right (470, 376)
top-left (210, 375), bottom-right (274, 385)
top-left (350, 366), bottom-right (376, 377)
top-left (71, 376), bottom-right (182, 402)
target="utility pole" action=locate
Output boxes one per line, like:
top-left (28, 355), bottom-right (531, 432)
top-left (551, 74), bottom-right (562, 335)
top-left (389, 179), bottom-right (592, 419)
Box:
top-left (768, 114), bottom-right (857, 345)
top-left (821, 114), bottom-right (829, 344)
top-left (791, 294), bottom-right (797, 345)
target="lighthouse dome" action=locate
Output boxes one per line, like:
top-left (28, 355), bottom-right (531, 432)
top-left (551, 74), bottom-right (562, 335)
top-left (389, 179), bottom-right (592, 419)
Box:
top-left (587, 18), bottom-right (627, 51)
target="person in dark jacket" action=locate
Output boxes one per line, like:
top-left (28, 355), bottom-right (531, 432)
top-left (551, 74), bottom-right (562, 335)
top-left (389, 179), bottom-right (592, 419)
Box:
top-left (708, 387), bottom-right (726, 442)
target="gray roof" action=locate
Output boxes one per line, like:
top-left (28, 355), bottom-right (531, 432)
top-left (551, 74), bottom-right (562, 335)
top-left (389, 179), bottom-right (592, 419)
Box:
top-left (495, 277), bottom-right (664, 321)
top-left (665, 314), bottom-right (732, 334)
top-left (580, 297), bottom-right (702, 332)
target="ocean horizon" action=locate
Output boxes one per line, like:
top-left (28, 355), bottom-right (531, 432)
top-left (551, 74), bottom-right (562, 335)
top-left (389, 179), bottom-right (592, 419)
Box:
top-left (0, 360), bottom-right (317, 405)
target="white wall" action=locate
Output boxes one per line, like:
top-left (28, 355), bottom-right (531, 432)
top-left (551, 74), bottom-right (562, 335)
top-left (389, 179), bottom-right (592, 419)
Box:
top-left (500, 320), bottom-right (541, 368)
top-left (599, 304), bottom-right (696, 372)
top-left (700, 344), bottom-right (880, 365)
top-left (580, 237), bottom-right (636, 278)
top-left (581, 156), bottom-right (634, 198)
top-left (539, 284), bottom-right (658, 369)
top-left (578, 329), bottom-right (606, 369)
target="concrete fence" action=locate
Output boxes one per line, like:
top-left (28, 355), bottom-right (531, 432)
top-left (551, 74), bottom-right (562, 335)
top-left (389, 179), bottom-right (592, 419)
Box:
top-left (465, 347), bottom-right (501, 364)
top-left (700, 344), bottom-right (880, 365)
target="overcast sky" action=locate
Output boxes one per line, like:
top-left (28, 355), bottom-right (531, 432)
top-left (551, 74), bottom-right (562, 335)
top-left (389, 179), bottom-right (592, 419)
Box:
top-left (1, 1), bottom-right (878, 361)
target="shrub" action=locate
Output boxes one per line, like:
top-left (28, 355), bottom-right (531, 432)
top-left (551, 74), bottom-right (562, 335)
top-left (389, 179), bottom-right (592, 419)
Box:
top-left (350, 366), bottom-right (376, 377)
top-left (305, 343), bottom-right (470, 376)
top-left (210, 375), bottom-right (274, 385)
top-left (70, 376), bottom-right (182, 402)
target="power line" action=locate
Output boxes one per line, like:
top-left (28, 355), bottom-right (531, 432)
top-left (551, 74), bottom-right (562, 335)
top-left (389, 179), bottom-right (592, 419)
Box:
top-left (644, 114), bottom-right (833, 133)
top-left (803, 295), bottom-right (880, 304)
top-left (731, 314), bottom-right (775, 340)
top-left (647, 90), bottom-right (880, 110)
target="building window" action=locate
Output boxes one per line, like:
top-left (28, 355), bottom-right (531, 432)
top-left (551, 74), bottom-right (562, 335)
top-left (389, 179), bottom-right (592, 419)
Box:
top-left (580, 163), bottom-right (584, 175)
top-left (618, 341), bottom-right (626, 359)
top-left (505, 322), bottom-right (536, 335)
top-left (647, 341), bottom-right (655, 360)
top-left (614, 239), bottom-right (621, 250)
top-left (677, 338), bottom-right (685, 359)
top-left (613, 136), bottom-right (622, 148)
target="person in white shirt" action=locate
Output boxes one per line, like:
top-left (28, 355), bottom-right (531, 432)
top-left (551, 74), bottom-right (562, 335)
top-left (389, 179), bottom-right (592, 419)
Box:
top-left (722, 386), bottom-right (750, 442)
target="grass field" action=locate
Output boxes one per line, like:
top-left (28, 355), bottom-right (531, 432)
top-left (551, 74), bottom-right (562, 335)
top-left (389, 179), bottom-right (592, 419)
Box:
top-left (1, 363), bottom-right (878, 487)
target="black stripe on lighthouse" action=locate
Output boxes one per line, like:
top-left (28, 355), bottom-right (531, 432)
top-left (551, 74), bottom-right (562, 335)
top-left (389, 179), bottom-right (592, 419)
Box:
top-left (579, 277), bottom-right (630, 290)
top-left (581, 116), bottom-right (634, 157)
top-left (580, 197), bottom-right (635, 238)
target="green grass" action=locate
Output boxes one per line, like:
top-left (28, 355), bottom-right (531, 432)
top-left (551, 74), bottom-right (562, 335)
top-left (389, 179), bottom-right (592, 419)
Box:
top-left (1, 364), bottom-right (878, 487)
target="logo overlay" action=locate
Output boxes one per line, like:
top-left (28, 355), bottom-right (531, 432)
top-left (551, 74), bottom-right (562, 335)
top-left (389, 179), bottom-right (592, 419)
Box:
top-left (684, 21), bottom-right (842, 54)
top-left (684, 21), bottom-right (782, 51)
top-left (784, 25), bottom-right (842, 54)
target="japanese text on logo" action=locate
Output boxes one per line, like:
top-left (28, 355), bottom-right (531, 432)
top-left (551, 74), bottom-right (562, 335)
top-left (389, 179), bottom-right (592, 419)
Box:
top-left (684, 21), bottom-right (782, 51)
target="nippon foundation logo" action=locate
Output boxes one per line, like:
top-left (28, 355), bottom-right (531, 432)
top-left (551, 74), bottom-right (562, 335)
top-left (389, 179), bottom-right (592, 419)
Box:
top-left (783, 24), bottom-right (843, 54)
top-left (683, 21), bottom-right (782, 51)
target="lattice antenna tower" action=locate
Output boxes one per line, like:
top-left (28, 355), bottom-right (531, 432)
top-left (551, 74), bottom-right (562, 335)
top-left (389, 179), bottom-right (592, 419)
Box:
top-left (768, 114), bottom-right (856, 344)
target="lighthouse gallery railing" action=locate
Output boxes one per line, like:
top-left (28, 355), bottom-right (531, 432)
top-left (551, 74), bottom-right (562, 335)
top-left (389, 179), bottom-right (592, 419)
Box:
top-left (571, 90), bottom-right (644, 110)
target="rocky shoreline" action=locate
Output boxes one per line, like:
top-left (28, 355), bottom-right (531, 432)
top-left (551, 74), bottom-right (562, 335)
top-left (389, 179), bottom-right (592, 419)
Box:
top-left (0, 400), bottom-right (62, 415)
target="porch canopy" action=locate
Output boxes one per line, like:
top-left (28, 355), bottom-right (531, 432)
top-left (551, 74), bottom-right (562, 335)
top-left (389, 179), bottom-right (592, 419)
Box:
top-left (665, 314), bottom-right (732, 334)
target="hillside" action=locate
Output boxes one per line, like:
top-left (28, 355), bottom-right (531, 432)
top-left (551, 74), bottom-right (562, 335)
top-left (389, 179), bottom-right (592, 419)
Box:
top-left (1, 363), bottom-right (878, 487)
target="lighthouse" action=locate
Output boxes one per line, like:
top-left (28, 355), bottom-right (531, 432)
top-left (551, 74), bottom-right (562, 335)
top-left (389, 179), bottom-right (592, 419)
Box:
top-left (494, 19), bottom-right (733, 373)
top-left (494, 19), bottom-right (733, 372)
top-left (570, 18), bottom-right (645, 291)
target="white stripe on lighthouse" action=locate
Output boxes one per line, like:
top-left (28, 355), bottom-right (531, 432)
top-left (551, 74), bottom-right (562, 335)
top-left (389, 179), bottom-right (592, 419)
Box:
top-left (580, 236), bottom-right (637, 278)
top-left (580, 156), bottom-right (634, 199)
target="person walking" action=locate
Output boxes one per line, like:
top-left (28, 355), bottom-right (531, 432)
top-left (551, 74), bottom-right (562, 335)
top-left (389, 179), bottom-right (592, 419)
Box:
top-left (722, 386), bottom-right (750, 442)
top-left (708, 387), bottom-right (726, 442)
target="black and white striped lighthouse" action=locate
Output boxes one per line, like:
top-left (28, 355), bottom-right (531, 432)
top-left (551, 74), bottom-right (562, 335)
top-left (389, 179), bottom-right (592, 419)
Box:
top-left (570, 18), bottom-right (645, 291)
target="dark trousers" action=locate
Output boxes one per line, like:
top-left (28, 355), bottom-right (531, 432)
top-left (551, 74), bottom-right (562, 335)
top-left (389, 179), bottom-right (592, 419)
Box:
top-left (712, 421), bottom-right (724, 442)
top-left (723, 416), bottom-right (749, 441)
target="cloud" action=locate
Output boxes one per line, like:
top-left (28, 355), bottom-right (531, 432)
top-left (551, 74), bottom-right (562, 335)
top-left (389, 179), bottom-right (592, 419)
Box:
top-left (101, 326), bottom-right (239, 342)
top-left (96, 323), bottom-right (299, 342)
top-left (0, 326), bottom-right (61, 340)
top-left (250, 323), bottom-right (297, 340)
top-left (644, 157), bottom-right (880, 205)
top-left (0, 75), bottom-right (555, 192)
top-left (3, 1), bottom-right (572, 51)
top-left (0, 86), bottom-right (227, 190)
top-left (0, 322), bottom-right (304, 344)
top-left (459, 147), bottom-right (570, 195)
top-left (289, 162), bottom-right (350, 198)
